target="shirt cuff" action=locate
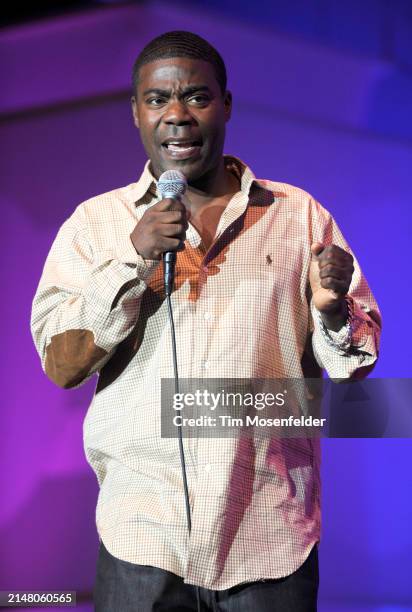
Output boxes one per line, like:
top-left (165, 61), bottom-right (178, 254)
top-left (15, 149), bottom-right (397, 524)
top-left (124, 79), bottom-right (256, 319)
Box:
top-left (311, 296), bottom-right (351, 354)
top-left (116, 234), bottom-right (161, 282)
top-left (83, 238), bottom-right (161, 317)
top-left (311, 295), bottom-right (375, 356)
top-left (349, 297), bottom-right (378, 352)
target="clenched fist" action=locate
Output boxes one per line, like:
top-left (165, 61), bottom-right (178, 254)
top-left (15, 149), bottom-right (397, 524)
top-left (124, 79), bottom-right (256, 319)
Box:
top-left (130, 198), bottom-right (190, 260)
top-left (309, 242), bottom-right (355, 330)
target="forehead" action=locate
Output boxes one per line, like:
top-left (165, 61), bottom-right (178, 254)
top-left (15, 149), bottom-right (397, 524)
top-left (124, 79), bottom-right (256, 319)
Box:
top-left (137, 57), bottom-right (219, 92)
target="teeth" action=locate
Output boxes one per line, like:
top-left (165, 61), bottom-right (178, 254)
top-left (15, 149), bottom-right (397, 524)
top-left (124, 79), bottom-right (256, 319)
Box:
top-left (167, 142), bottom-right (194, 147)
top-left (164, 141), bottom-right (201, 147)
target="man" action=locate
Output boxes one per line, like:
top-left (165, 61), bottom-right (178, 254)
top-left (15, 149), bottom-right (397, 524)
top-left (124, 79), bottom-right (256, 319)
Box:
top-left (30, 31), bottom-right (382, 611)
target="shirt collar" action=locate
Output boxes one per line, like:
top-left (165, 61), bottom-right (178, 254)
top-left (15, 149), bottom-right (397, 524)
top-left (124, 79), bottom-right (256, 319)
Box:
top-left (130, 154), bottom-right (257, 205)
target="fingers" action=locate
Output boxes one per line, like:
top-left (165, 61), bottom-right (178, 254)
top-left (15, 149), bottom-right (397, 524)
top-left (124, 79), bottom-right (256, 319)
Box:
top-left (131, 198), bottom-right (189, 260)
top-left (320, 277), bottom-right (350, 295)
top-left (317, 247), bottom-right (353, 273)
top-left (319, 264), bottom-right (352, 281)
top-left (150, 200), bottom-right (189, 236)
top-left (156, 236), bottom-right (185, 253)
top-left (157, 210), bottom-right (189, 226)
top-left (317, 245), bottom-right (353, 265)
top-left (153, 198), bottom-right (187, 213)
top-left (159, 222), bottom-right (187, 238)
top-left (315, 245), bottom-right (354, 294)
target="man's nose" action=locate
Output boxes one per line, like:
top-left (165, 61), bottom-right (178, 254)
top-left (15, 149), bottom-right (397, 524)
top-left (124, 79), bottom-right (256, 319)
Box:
top-left (163, 99), bottom-right (194, 125)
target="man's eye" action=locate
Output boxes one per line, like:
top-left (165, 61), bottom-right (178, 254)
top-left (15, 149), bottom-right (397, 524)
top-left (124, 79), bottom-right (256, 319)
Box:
top-left (187, 95), bottom-right (209, 105)
top-left (147, 98), bottom-right (166, 106)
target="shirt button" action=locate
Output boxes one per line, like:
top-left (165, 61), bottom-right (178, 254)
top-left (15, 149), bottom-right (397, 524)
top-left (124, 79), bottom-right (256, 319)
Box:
top-left (204, 464), bottom-right (212, 473)
top-left (203, 360), bottom-right (210, 370)
top-left (204, 312), bottom-right (212, 321)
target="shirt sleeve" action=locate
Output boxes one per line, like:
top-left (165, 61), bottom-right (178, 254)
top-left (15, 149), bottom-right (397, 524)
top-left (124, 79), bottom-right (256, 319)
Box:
top-left (30, 204), bottom-right (160, 389)
top-left (307, 199), bottom-right (382, 380)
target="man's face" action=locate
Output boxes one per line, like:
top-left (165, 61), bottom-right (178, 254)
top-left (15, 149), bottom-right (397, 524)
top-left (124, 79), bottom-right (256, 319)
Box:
top-left (131, 57), bottom-right (232, 182)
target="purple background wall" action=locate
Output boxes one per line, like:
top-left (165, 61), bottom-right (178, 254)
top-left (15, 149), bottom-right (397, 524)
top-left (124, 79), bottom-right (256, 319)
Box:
top-left (1, 1), bottom-right (411, 607)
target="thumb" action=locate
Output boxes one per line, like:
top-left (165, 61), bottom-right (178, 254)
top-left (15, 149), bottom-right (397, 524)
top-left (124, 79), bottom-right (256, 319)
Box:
top-left (310, 242), bottom-right (324, 260)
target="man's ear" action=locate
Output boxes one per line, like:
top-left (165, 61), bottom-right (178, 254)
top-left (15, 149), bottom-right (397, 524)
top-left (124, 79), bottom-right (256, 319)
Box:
top-left (224, 90), bottom-right (232, 122)
top-left (131, 95), bottom-right (139, 129)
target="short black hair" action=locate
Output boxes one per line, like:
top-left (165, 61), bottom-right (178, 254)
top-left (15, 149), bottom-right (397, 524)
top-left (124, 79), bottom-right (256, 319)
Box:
top-left (132, 30), bottom-right (227, 96)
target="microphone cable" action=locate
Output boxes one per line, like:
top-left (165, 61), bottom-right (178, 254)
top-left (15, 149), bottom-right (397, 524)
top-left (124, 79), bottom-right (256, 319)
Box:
top-left (165, 291), bottom-right (202, 612)
top-left (158, 169), bottom-right (201, 611)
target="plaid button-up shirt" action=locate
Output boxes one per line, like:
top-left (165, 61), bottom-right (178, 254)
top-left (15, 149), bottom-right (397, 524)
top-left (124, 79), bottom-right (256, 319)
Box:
top-left (30, 155), bottom-right (381, 590)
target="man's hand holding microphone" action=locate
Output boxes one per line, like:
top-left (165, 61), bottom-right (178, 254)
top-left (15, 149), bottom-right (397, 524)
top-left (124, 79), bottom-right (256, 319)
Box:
top-left (130, 170), bottom-right (188, 295)
top-left (130, 197), bottom-right (189, 261)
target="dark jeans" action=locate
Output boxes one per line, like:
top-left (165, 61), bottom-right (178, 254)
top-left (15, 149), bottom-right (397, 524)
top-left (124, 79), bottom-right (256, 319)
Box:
top-left (93, 540), bottom-right (319, 612)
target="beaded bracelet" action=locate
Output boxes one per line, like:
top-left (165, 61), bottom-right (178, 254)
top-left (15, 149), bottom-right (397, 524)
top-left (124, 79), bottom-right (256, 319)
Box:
top-left (317, 295), bottom-right (354, 352)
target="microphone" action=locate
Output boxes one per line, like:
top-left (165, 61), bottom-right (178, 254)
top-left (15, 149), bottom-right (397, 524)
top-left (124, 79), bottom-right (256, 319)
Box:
top-left (157, 169), bottom-right (188, 296)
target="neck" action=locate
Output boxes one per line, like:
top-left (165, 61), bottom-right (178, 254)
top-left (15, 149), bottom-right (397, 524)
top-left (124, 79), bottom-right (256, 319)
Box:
top-left (186, 158), bottom-right (240, 207)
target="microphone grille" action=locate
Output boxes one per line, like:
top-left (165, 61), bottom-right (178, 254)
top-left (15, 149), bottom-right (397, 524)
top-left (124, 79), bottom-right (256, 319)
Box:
top-left (158, 170), bottom-right (187, 199)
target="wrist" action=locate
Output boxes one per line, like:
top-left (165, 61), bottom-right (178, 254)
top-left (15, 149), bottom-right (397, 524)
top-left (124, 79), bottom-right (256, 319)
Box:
top-left (130, 234), bottom-right (158, 262)
top-left (316, 295), bottom-right (354, 353)
top-left (320, 298), bottom-right (348, 331)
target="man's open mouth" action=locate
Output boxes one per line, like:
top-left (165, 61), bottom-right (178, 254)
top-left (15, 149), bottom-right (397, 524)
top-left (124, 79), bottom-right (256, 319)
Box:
top-left (161, 139), bottom-right (203, 152)
top-left (161, 138), bottom-right (203, 160)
